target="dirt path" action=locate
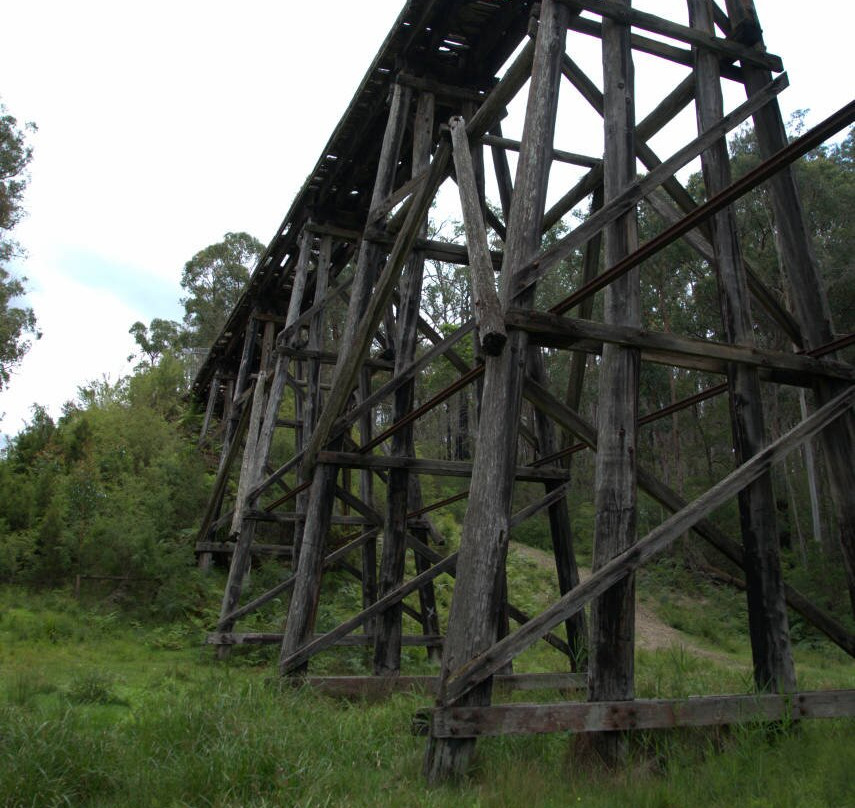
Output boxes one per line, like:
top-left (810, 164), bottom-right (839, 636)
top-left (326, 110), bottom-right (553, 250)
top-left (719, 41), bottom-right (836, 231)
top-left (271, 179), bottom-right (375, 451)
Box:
top-left (510, 542), bottom-right (735, 664)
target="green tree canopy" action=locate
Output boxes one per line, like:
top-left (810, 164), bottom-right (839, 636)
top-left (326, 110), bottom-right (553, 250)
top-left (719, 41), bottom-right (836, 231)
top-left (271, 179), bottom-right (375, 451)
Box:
top-left (180, 231), bottom-right (263, 353)
top-left (128, 317), bottom-right (183, 369)
top-left (0, 98), bottom-right (38, 392)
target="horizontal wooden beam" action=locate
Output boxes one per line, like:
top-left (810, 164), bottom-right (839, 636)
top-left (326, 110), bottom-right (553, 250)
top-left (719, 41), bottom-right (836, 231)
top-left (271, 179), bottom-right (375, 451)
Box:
top-left (280, 347), bottom-right (394, 371)
top-left (507, 309), bottom-right (855, 385)
top-left (306, 224), bottom-right (505, 270)
top-left (302, 672), bottom-right (587, 700)
top-left (208, 633), bottom-right (443, 647)
top-left (428, 690), bottom-right (855, 738)
top-left (195, 541), bottom-right (292, 558)
top-left (245, 510), bottom-right (376, 526)
top-left (316, 451), bottom-right (571, 483)
top-left (397, 72), bottom-right (488, 103)
top-left (480, 133), bottom-right (601, 168)
top-left (280, 554), bottom-right (458, 673)
top-left (558, 0), bottom-right (783, 71)
top-left (567, 15), bottom-right (743, 82)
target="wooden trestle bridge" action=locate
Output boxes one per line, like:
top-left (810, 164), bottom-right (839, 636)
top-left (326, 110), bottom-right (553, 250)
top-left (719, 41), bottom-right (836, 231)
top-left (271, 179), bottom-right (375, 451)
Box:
top-left (191, 0), bottom-right (855, 781)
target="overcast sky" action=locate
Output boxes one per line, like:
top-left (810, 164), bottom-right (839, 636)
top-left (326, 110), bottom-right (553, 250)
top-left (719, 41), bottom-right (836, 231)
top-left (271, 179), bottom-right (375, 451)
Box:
top-left (1, 0), bottom-right (852, 439)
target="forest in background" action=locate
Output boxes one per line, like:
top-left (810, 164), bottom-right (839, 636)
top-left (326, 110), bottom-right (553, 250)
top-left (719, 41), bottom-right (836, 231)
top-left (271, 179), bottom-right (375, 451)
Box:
top-left (0, 98), bottom-right (853, 634)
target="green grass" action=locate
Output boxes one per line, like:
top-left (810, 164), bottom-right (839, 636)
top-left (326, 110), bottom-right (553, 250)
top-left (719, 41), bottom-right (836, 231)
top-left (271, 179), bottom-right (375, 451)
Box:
top-left (1, 586), bottom-right (853, 807)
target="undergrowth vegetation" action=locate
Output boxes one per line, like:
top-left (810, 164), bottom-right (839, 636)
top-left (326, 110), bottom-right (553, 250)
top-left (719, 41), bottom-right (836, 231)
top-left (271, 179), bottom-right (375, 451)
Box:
top-left (2, 585), bottom-right (853, 808)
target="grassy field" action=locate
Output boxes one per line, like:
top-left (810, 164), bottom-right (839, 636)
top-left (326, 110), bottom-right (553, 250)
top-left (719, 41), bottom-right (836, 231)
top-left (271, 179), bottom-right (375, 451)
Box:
top-left (1, 581), bottom-right (853, 808)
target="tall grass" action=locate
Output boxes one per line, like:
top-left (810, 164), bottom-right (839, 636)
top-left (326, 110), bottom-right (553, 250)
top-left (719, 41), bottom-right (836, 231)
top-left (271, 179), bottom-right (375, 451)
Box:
top-left (3, 668), bottom-right (854, 807)
top-left (2, 588), bottom-right (853, 807)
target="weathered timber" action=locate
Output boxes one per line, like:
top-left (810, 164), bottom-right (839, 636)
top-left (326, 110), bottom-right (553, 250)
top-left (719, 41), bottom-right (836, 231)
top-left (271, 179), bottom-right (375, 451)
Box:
top-left (396, 71), bottom-right (487, 103)
top-left (737, 1), bottom-right (855, 618)
top-left (644, 188), bottom-right (803, 345)
top-left (375, 90), bottom-right (436, 675)
top-left (439, 385), bottom-right (855, 705)
top-left (489, 122), bottom-right (515, 223)
top-left (187, 1), bottom-right (855, 784)
top-left (413, 524), bottom-right (443, 664)
top-left (522, 378), bottom-right (855, 658)
top-left (217, 373), bottom-right (267, 635)
top-left (691, 0), bottom-right (795, 693)
top-left (557, 0), bottom-right (783, 70)
top-left (426, 0), bottom-right (571, 783)
top-left (275, 272), bottom-right (354, 348)
top-left (560, 53), bottom-right (802, 346)
top-left (281, 554), bottom-right (458, 675)
top-left (428, 690), bottom-right (855, 737)
top-left (506, 309), bottom-right (855, 385)
top-left (195, 396), bottom-right (253, 548)
top-left (300, 37), bottom-right (545, 474)
top-left (245, 511), bottom-right (375, 526)
top-left (220, 316), bottom-right (258, 468)
top-left (587, 2), bottom-right (639, 766)
top-left (219, 529), bottom-right (379, 627)
top-left (513, 71), bottom-right (789, 296)
top-left (303, 672), bottom-right (587, 700)
top-left (279, 80), bottom-right (415, 672)
top-left (547, 98), bottom-right (855, 315)
top-left (316, 452), bottom-right (571, 483)
top-left (209, 633), bottom-right (442, 647)
top-left (196, 542), bottom-right (292, 558)
top-left (566, 13), bottom-right (743, 81)
top-left (198, 370), bottom-right (220, 447)
top-left (724, 0), bottom-right (763, 44)
top-left (529, 351), bottom-right (587, 669)
top-left (481, 133), bottom-right (601, 168)
top-left (564, 186), bottom-right (603, 447)
top-left (303, 148), bottom-right (449, 473)
top-left (249, 322), bottom-right (478, 505)
top-left (466, 37), bottom-right (536, 141)
top-left (450, 115), bottom-right (507, 355)
top-left (278, 349), bottom-right (393, 372)
top-left (406, 512), bottom-right (579, 660)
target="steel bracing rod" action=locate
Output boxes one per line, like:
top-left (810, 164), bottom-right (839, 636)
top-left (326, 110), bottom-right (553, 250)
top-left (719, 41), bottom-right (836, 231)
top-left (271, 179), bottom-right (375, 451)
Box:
top-left (560, 54), bottom-right (802, 345)
top-left (521, 377), bottom-right (855, 659)
top-left (278, 483), bottom-right (580, 672)
top-left (358, 365), bottom-right (485, 454)
top-left (546, 98), bottom-right (855, 315)
top-left (644, 189), bottom-right (803, 345)
top-left (440, 385), bottom-right (855, 705)
top-left (246, 322), bottom-right (477, 503)
top-left (218, 529), bottom-right (380, 626)
top-left (513, 71), bottom-right (789, 296)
